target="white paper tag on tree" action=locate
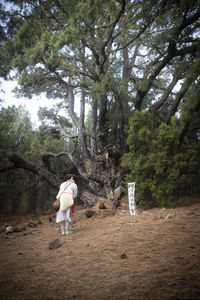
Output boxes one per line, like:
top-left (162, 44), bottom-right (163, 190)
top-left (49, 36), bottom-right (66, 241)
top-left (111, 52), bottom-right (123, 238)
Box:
top-left (128, 182), bottom-right (137, 216)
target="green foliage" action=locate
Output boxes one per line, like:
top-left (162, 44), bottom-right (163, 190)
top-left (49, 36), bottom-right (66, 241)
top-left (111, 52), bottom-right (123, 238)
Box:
top-left (180, 79), bottom-right (200, 127)
top-left (122, 111), bottom-right (200, 206)
top-left (0, 105), bottom-right (33, 214)
top-left (28, 123), bottom-right (73, 177)
top-left (0, 105), bottom-right (74, 214)
top-left (0, 105), bottom-right (33, 155)
top-left (38, 106), bottom-right (72, 128)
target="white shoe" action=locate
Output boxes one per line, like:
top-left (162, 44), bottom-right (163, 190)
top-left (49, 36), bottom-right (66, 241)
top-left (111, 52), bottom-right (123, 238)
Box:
top-left (61, 232), bottom-right (65, 235)
top-left (66, 230), bottom-right (73, 235)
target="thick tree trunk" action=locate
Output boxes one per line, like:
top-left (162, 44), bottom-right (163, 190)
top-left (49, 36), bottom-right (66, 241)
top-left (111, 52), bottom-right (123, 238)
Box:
top-left (85, 146), bottom-right (122, 198)
top-left (66, 79), bottom-right (123, 199)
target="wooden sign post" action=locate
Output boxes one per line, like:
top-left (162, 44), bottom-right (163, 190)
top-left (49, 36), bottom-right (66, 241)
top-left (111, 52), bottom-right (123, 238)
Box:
top-left (128, 182), bottom-right (137, 216)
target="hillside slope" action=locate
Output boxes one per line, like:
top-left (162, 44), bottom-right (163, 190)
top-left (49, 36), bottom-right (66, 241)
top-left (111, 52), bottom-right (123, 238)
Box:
top-left (0, 197), bottom-right (200, 300)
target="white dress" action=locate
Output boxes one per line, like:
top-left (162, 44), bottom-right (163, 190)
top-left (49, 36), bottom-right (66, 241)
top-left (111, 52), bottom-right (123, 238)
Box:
top-left (56, 180), bottom-right (78, 224)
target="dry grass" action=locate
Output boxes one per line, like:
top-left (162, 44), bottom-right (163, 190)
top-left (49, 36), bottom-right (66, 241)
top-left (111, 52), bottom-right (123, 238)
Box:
top-left (0, 196), bottom-right (200, 300)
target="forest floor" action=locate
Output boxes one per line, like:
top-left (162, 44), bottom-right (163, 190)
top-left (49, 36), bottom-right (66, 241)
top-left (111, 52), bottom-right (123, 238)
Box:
top-left (0, 196), bottom-right (200, 300)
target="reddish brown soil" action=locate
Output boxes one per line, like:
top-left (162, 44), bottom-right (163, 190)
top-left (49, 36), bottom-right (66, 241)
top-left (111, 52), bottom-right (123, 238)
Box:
top-left (0, 197), bottom-right (200, 300)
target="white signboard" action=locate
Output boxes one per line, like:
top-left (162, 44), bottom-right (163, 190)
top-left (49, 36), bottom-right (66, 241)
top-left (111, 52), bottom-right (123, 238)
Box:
top-left (128, 182), bottom-right (137, 216)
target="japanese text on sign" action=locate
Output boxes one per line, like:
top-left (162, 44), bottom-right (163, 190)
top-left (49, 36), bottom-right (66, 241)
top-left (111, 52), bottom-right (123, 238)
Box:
top-left (128, 182), bottom-right (137, 216)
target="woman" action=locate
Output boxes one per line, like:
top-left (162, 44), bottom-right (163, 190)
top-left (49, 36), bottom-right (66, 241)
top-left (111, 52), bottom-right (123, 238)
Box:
top-left (56, 175), bottom-right (78, 235)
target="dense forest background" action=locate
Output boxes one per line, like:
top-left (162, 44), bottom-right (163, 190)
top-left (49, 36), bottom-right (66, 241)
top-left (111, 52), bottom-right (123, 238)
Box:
top-left (0, 0), bottom-right (200, 215)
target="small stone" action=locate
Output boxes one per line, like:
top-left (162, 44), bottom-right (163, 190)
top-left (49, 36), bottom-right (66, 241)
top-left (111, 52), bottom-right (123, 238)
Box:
top-left (85, 210), bottom-right (95, 218)
top-left (188, 211), bottom-right (196, 216)
top-left (67, 250), bottom-right (73, 256)
top-left (113, 186), bottom-right (123, 200)
top-left (85, 243), bottom-right (89, 247)
top-left (18, 252), bottom-right (23, 255)
top-left (5, 225), bottom-right (17, 234)
top-left (120, 253), bottom-right (127, 259)
top-left (4, 225), bottom-right (25, 234)
top-left (28, 221), bottom-right (37, 228)
top-left (49, 238), bottom-right (61, 250)
top-left (190, 245), bottom-right (195, 249)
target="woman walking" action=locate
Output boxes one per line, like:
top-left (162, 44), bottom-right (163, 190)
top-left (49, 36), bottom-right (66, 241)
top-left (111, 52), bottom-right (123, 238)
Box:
top-left (56, 175), bottom-right (78, 235)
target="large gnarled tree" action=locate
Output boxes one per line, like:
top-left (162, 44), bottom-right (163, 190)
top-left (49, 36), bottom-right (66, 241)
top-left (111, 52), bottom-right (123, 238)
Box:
top-left (1, 0), bottom-right (200, 200)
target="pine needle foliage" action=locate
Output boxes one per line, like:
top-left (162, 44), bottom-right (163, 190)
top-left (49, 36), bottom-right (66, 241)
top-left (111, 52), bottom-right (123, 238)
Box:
top-left (122, 111), bottom-right (200, 206)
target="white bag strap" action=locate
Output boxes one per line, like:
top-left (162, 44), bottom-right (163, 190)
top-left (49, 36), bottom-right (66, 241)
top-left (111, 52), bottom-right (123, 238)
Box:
top-left (61, 180), bottom-right (74, 196)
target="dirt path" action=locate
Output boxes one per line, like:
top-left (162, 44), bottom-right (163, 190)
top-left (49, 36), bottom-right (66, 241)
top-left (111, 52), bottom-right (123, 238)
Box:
top-left (0, 198), bottom-right (200, 300)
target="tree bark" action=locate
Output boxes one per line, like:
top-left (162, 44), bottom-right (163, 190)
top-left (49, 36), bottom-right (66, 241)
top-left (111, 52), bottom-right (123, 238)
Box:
top-left (150, 70), bottom-right (183, 119)
top-left (91, 98), bottom-right (98, 156)
top-left (0, 150), bottom-right (62, 189)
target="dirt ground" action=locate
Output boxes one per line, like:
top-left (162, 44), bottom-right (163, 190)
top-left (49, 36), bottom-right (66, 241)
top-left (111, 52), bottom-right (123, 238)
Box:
top-left (0, 196), bottom-right (200, 300)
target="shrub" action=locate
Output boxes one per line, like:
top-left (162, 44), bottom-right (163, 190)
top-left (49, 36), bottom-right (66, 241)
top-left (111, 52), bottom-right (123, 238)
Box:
top-left (122, 111), bottom-right (199, 206)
